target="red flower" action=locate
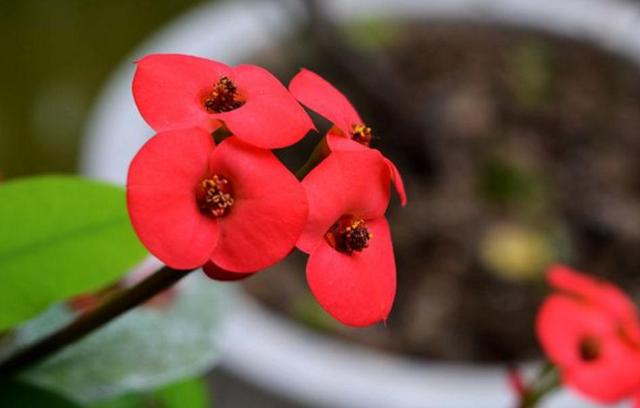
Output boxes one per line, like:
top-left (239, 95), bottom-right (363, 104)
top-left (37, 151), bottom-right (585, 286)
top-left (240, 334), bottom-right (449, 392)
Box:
top-left (133, 54), bottom-right (314, 149)
top-left (126, 128), bottom-right (308, 274)
top-left (202, 262), bottom-right (254, 282)
top-left (289, 68), bottom-right (406, 205)
top-left (537, 265), bottom-right (640, 403)
top-left (297, 149), bottom-right (396, 327)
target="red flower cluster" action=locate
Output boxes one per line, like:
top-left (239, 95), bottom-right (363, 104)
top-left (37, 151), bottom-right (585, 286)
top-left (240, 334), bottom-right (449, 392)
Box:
top-left (537, 265), bottom-right (640, 405)
top-left (127, 54), bottom-right (405, 327)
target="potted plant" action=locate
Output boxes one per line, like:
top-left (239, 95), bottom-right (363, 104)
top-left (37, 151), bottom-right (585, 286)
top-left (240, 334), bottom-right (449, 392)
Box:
top-left (81, 0), bottom-right (640, 406)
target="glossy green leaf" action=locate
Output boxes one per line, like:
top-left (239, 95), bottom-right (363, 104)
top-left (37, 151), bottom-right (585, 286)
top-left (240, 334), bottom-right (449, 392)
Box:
top-left (91, 377), bottom-right (210, 408)
top-left (155, 376), bottom-right (209, 408)
top-left (0, 175), bottom-right (146, 331)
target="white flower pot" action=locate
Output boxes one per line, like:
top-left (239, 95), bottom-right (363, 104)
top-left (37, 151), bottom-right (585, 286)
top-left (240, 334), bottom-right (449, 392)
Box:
top-left (81, 0), bottom-right (640, 406)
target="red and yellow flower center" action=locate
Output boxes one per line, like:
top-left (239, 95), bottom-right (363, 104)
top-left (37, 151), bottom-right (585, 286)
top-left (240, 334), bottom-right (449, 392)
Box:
top-left (196, 174), bottom-right (234, 217)
top-left (203, 76), bottom-right (245, 113)
top-left (578, 335), bottom-right (601, 362)
top-left (325, 215), bottom-right (372, 254)
top-left (351, 124), bottom-right (373, 147)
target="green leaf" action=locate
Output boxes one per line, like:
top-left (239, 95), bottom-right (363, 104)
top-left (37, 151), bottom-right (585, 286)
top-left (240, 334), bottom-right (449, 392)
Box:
top-left (2, 271), bottom-right (227, 403)
top-left (0, 175), bottom-right (146, 331)
top-left (91, 377), bottom-right (210, 408)
top-left (0, 379), bottom-right (80, 407)
top-left (154, 376), bottom-right (209, 408)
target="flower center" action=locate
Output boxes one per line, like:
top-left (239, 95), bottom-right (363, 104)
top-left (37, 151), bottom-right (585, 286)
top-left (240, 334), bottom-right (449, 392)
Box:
top-left (196, 174), bottom-right (234, 217)
top-left (325, 215), bottom-right (372, 254)
top-left (351, 124), bottom-right (373, 147)
top-left (578, 336), bottom-right (601, 362)
top-left (203, 76), bottom-right (245, 113)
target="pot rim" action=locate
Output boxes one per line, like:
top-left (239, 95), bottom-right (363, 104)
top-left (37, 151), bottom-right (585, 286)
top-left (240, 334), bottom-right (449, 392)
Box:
top-left (81, 1), bottom-right (640, 406)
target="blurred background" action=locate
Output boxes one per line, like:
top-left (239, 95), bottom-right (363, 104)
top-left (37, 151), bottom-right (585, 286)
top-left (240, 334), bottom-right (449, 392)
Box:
top-left (3, 0), bottom-right (640, 407)
top-left (0, 0), bottom-right (203, 178)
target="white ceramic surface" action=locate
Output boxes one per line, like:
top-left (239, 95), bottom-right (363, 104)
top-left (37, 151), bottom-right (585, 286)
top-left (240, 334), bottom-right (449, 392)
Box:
top-left (81, 0), bottom-right (640, 406)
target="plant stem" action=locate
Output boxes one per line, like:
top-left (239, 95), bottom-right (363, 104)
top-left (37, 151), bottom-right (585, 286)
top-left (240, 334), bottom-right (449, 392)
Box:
top-left (0, 265), bottom-right (194, 377)
top-left (520, 362), bottom-right (561, 408)
top-left (295, 136), bottom-right (329, 180)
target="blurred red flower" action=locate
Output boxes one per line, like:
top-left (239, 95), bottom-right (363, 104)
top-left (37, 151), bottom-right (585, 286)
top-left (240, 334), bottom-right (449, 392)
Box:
top-left (133, 54), bottom-right (313, 149)
top-left (289, 68), bottom-right (406, 205)
top-left (537, 265), bottom-right (640, 403)
top-left (127, 127), bottom-right (308, 274)
top-left (297, 149), bottom-right (396, 327)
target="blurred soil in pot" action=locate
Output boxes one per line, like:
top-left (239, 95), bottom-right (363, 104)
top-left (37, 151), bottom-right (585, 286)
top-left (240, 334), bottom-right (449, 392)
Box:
top-left (245, 21), bottom-right (640, 362)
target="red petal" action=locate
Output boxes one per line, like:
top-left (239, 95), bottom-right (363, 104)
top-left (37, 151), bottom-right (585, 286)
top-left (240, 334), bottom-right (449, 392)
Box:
top-left (547, 265), bottom-right (638, 323)
top-left (564, 339), bottom-right (640, 402)
top-left (384, 158), bottom-right (407, 206)
top-left (289, 69), bottom-right (362, 135)
top-left (218, 65), bottom-right (314, 148)
top-left (536, 295), bottom-right (612, 367)
top-left (202, 261), bottom-right (254, 281)
top-left (326, 133), bottom-right (407, 206)
top-left (297, 150), bottom-right (391, 253)
top-left (133, 54), bottom-right (230, 133)
top-left (127, 128), bottom-right (219, 269)
top-left (208, 137), bottom-right (308, 272)
top-left (306, 217), bottom-right (396, 327)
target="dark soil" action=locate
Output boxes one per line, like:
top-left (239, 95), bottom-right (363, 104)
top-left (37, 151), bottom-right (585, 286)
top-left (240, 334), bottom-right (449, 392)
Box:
top-left (244, 21), bottom-right (640, 362)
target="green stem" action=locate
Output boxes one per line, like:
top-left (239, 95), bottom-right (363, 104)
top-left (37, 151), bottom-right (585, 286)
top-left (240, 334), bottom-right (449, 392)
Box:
top-left (520, 362), bottom-right (561, 408)
top-left (0, 265), bottom-right (194, 377)
top-left (295, 136), bottom-right (330, 180)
